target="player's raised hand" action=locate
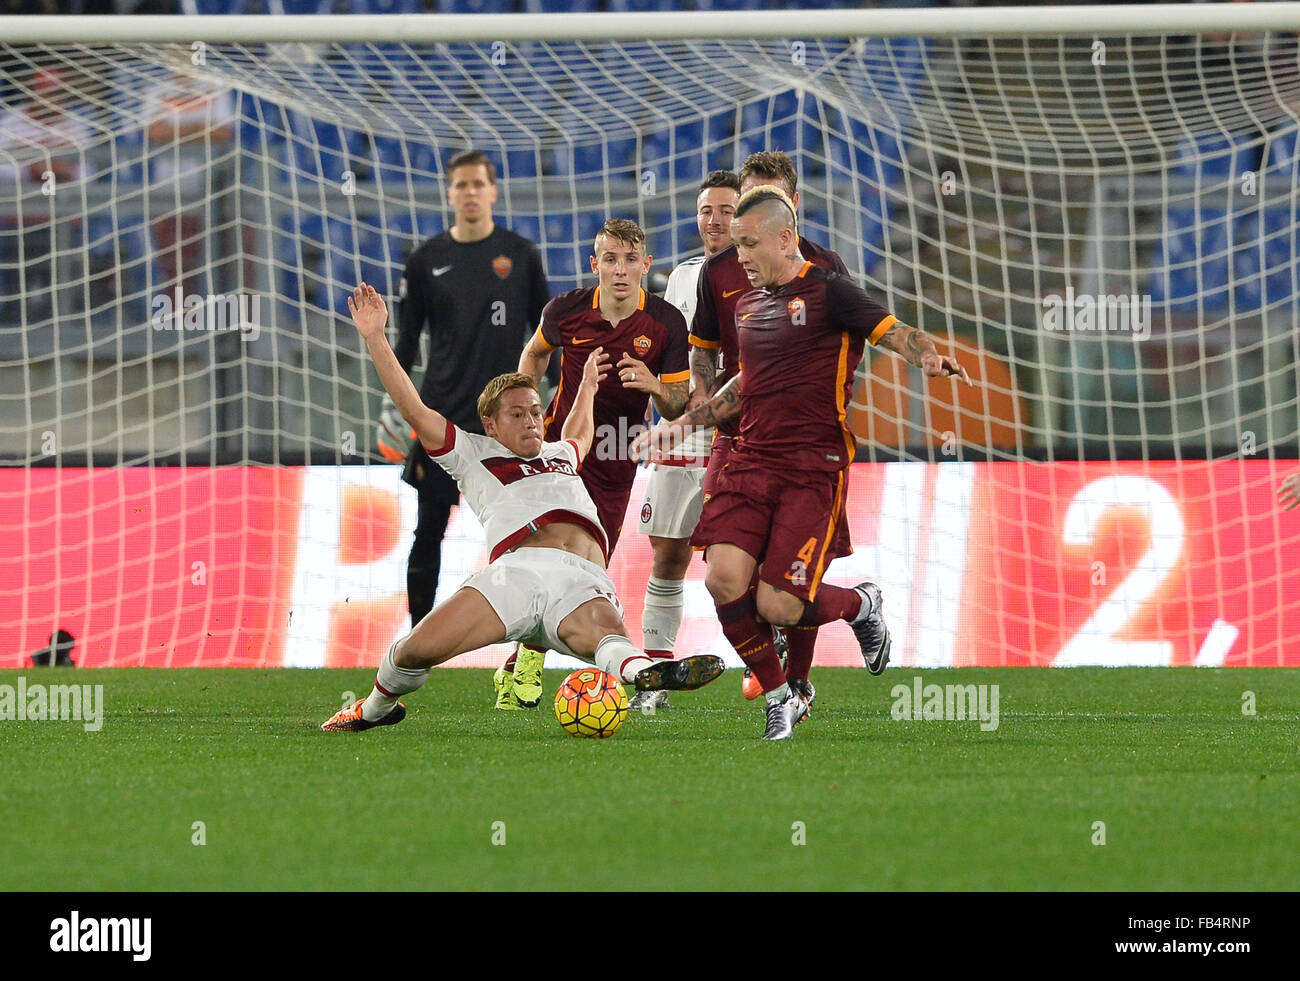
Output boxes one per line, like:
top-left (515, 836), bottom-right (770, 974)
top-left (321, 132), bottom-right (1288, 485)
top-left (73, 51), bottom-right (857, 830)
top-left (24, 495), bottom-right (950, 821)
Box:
top-left (617, 354), bottom-right (659, 393)
top-left (580, 347), bottom-right (608, 393)
top-left (347, 283), bottom-right (388, 340)
top-left (1278, 470), bottom-right (1300, 511)
top-left (631, 420), bottom-right (683, 463)
top-left (921, 352), bottom-right (973, 385)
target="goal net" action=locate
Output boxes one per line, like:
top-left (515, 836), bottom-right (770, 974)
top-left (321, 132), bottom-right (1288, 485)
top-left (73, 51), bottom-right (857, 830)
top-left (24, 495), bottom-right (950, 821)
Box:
top-left (2, 7), bottom-right (1299, 669)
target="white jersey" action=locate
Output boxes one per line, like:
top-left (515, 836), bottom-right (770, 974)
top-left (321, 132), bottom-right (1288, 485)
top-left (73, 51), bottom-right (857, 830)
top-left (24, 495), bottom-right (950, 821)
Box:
top-left (663, 256), bottom-right (713, 462)
top-left (427, 422), bottom-right (608, 561)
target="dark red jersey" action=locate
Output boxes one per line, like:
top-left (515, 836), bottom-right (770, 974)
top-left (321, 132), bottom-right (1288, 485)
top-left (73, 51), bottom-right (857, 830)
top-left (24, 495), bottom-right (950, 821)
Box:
top-left (690, 237), bottom-right (848, 437)
top-left (733, 262), bottom-right (896, 473)
top-left (537, 285), bottom-right (690, 488)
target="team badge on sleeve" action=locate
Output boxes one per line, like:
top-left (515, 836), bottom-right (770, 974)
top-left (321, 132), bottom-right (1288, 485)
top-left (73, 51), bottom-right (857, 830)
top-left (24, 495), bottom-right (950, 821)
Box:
top-left (493, 255), bottom-right (513, 279)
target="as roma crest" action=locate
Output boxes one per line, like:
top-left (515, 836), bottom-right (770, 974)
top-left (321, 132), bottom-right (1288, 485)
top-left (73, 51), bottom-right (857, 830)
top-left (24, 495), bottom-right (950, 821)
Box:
top-left (492, 255), bottom-right (513, 279)
top-left (633, 334), bottom-right (652, 357)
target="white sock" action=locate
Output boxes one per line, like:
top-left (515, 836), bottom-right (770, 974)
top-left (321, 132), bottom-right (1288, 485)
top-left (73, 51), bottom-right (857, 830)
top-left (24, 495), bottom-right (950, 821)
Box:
top-left (765, 682), bottom-right (791, 705)
top-left (642, 575), bottom-right (685, 656)
top-left (362, 643), bottom-right (429, 721)
top-left (594, 634), bottom-right (656, 685)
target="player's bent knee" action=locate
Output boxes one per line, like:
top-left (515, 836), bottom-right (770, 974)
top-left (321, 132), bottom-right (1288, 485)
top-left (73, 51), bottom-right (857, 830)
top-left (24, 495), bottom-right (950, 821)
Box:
top-left (755, 588), bottom-right (804, 628)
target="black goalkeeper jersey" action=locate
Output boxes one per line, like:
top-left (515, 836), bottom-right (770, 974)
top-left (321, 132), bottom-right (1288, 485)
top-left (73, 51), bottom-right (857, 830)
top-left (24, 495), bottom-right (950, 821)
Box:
top-left (393, 225), bottom-right (550, 434)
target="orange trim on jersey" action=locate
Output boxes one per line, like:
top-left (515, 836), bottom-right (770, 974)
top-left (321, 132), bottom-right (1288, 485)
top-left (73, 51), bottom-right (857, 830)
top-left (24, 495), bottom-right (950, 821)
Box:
top-left (591, 287), bottom-right (600, 309)
top-left (533, 324), bottom-right (556, 352)
top-left (807, 471), bottom-right (846, 601)
top-left (796, 260), bottom-right (814, 278)
top-left (867, 314), bottom-right (897, 347)
top-left (689, 333), bottom-right (720, 350)
top-left (637, 288), bottom-right (646, 310)
top-left (833, 332), bottom-right (855, 466)
top-left (659, 369), bottom-right (690, 384)
top-left (544, 370), bottom-right (565, 431)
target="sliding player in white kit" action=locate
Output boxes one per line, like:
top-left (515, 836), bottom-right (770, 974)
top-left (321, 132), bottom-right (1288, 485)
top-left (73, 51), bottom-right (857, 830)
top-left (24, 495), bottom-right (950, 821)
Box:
top-left (635, 171), bottom-right (741, 680)
top-left (322, 284), bottom-right (724, 732)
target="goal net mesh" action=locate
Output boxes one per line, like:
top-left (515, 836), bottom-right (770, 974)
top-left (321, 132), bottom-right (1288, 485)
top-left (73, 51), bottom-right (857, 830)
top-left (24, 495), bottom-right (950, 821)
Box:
top-left (2, 23), bottom-right (1298, 667)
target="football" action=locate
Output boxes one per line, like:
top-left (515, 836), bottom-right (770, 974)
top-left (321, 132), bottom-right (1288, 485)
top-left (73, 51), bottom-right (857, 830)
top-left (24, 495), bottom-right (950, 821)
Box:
top-left (553, 669), bottom-right (629, 738)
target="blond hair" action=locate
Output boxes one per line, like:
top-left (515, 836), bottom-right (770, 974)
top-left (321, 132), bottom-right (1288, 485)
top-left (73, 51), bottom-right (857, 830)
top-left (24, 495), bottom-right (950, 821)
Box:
top-left (477, 372), bottom-right (539, 420)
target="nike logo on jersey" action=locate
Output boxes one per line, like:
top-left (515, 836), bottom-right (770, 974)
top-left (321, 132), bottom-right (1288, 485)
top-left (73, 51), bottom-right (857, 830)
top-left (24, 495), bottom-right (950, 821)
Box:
top-left (723, 289), bottom-right (744, 298)
top-left (572, 336), bottom-right (598, 344)
top-left (740, 312), bottom-right (755, 321)
top-left (432, 265), bottom-right (454, 277)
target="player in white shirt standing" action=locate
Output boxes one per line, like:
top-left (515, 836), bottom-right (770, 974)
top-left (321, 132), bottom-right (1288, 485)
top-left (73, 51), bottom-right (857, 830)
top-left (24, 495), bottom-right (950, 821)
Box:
top-left (323, 284), bottom-right (724, 732)
top-left (635, 172), bottom-right (741, 683)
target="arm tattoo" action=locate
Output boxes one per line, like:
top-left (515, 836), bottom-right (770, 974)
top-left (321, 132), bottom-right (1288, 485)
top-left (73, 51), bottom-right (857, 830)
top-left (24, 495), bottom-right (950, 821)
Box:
top-left (654, 380), bottom-right (690, 420)
top-left (681, 375), bottom-right (741, 428)
top-left (881, 323), bottom-right (938, 366)
top-left (690, 345), bottom-right (718, 394)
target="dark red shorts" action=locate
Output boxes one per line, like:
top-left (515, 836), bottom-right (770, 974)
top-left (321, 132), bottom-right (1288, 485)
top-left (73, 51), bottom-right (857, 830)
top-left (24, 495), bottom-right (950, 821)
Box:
top-left (702, 432), bottom-right (737, 502)
top-left (691, 454), bottom-right (851, 602)
top-left (581, 463), bottom-right (636, 559)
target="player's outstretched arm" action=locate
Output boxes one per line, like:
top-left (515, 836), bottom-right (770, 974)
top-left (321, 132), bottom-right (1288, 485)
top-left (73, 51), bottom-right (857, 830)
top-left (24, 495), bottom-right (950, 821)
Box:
top-left (878, 322), bottom-right (973, 384)
top-left (561, 348), bottom-right (605, 462)
top-left (632, 371), bottom-right (742, 461)
top-left (518, 328), bottom-right (554, 386)
top-left (348, 283), bottom-right (449, 454)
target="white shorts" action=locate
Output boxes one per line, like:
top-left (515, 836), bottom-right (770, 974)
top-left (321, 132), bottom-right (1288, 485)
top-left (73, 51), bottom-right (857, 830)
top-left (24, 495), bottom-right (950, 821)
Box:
top-left (637, 463), bottom-right (706, 539)
top-left (461, 548), bottom-right (622, 658)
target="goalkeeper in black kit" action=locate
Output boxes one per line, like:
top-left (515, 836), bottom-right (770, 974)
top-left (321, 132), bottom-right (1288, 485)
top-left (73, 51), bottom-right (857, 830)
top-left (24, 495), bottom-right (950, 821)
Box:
top-left (377, 149), bottom-right (552, 663)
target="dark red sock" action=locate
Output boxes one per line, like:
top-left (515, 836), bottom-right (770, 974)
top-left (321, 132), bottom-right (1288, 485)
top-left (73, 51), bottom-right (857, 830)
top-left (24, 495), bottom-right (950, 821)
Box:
top-left (797, 584), bottom-right (862, 627)
top-left (502, 651), bottom-right (517, 671)
top-left (784, 625), bottom-right (817, 683)
top-left (716, 593), bottom-right (786, 694)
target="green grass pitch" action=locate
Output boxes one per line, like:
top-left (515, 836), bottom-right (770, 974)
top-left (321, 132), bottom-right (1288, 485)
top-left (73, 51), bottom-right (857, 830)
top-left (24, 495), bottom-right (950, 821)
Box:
top-left (1, 667), bottom-right (1296, 891)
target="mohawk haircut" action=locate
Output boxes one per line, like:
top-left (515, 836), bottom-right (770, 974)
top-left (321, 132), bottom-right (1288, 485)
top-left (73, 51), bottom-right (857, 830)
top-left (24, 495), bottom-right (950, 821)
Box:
top-left (739, 151), bottom-right (798, 196)
top-left (698, 169), bottom-right (741, 194)
top-left (734, 184), bottom-right (798, 229)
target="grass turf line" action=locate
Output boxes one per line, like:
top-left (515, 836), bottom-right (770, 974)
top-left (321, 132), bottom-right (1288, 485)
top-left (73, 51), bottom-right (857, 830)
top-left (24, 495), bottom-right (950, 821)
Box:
top-left (0, 667), bottom-right (1295, 891)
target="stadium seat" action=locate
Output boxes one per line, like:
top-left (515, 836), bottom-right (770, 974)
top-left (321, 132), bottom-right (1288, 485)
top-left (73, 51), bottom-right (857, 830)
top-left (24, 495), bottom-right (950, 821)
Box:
top-left (348, 0), bottom-right (422, 12)
top-left (692, 0), bottom-right (760, 11)
top-left (1149, 206), bottom-right (1232, 311)
top-left (606, 0), bottom-right (676, 12)
top-left (289, 112), bottom-right (367, 184)
top-left (1171, 131), bottom-right (1263, 183)
top-left (523, 0), bottom-right (598, 11)
top-left (576, 211), bottom-right (605, 247)
top-left (509, 214), bottom-right (542, 244)
top-left (1233, 205), bottom-right (1299, 311)
top-left (435, 0), bottom-right (515, 12)
top-left (271, 0), bottom-right (334, 13)
top-left (544, 213), bottom-right (575, 246)
top-left (187, 0), bottom-right (251, 13)
top-left (502, 147), bottom-right (542, 178)
top-left (84, 212), bottom-right (156, 322)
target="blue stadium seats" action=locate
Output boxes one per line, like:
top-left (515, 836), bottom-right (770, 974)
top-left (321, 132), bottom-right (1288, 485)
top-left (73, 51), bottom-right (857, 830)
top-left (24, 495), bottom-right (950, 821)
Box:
top-left (523, 0), bottom-right (598, 10)
top-left (606, 0), bottom-right (676, 12)
top-left (436, 0), bottom-right (515, 12)
top-left (544, 213), bottom-right (575, 246)
top-left (83, 212), bottom-right (156, 321)
top-left (692, 0), bottom-right (760, 10)
top-left (1172, 131), bottom-right (1263, 183)
top-left (509, 215), bottom-right (542, 243)
top-left (273, 0), bottom-right (334, 13)
top-left (348, 0), bottom-right (422, 12)
top-left (1149, 206), bottom-right (1232, 311)
top-left (189, 0), bottom-right (251, 13)
top-left (1233, 205), bottom-right (1299, 311)
top-left (1263, 125), bottom-right (1300, 178)
top-left (577, 212), bottom-right (605, 247)
top-left (288, 112), bottom-right (367, 183)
